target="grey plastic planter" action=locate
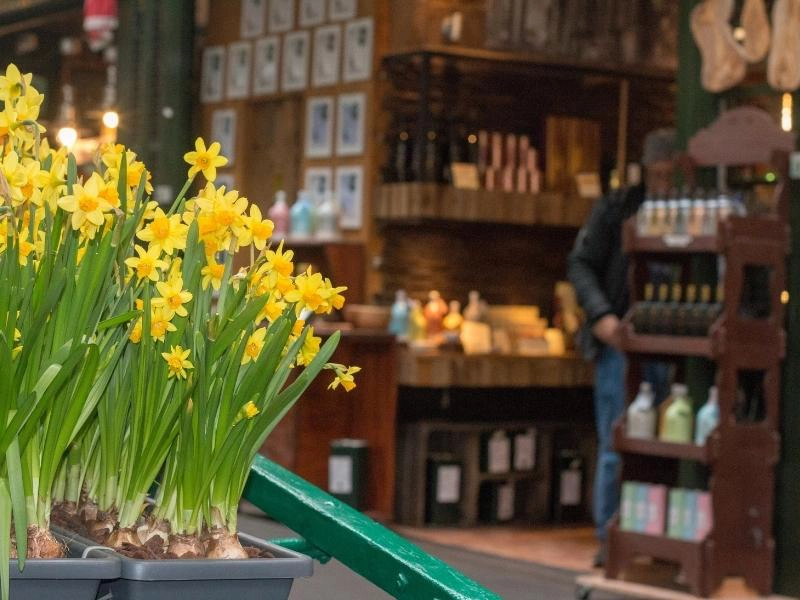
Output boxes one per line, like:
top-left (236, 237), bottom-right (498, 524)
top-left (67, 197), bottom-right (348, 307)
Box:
top-left (59, 529), bottom-right (313, 600)
top-left (10, 535), bottom-right (120, 600)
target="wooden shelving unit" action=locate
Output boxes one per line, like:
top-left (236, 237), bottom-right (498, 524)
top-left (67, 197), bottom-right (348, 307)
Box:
top-left (606, 107), bottom-right (793, 597)
top-left (374, 183), bottom-right (594, 228)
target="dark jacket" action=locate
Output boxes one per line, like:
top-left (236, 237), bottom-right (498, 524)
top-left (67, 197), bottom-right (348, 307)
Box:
top-left (567, 184), bottom-right (645, 360)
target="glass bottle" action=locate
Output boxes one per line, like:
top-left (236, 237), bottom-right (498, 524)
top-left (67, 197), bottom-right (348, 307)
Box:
top-left (695, 386), bottom-right (720, 445)
top-left (653, 283), bottom-right (670, 334)
top-left (676, 284), bottom-right (696, 337)
top-left (395, 131), bottom-right (410, 182)
top-left (289, 190), bottom-right (314, 239)
top-left (660, 383), bottom-right (694, 443)
top-left (667, 283), bottom-right (683, 336)
top-left (632, 282), bottom-right (655, 333)
top-left (638, 196), bottom-right (654, 237)
top-left (694, 284), bottom-right (712, 336)
top-left (268, 190), bottom-right (290, 238)
top-left (653, 199), bottom-right (668, 236)
top-left (315, 190), bottom-right (339, 240)
top-left (389, 289), bottom-right (410, 339)
top-left (627, 382), bottom-right (657, 439)
top-left (690, 193), bottom-right (706, 237)
top-left (703, 199), bottom-right (719, 236)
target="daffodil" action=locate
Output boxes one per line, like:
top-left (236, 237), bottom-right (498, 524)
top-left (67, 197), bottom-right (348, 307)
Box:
top-left (201, 259), bottom-right (226, 290)
top-left (243, 204), bottom-right (274, 250)
top-left (234, 400), bottom-right (260, 424)
top-left (129, 318), bottom-right (143, 344)
top-left (57, 173), bottom-right (113, 233)
top-left (264, 240), bottom-right (294, 277)
top-left (162, 345), bottom-right (193, 379)
top-left (137, 207), bottom-right (189, 255)
top-left (150, 306), bottom-right (177, 342)
top-left (328, 365), bottom-right (361, 392)
top-left (257, 296), bottom-right (287, 323)
top-left (284, 267), bottom-right (326, 313)
top-left (153, 277), bottom-right (193, 317)
top-left (241, 327), bottom-right (267, 365)
top-left (124, 245), bottom-right (169, 282)
top-left (0, 64), bottom-right (31, 102)
top-left (184, 137), bottom-right (228, 181)
top-left (297, 328), bottom-right (321, 366)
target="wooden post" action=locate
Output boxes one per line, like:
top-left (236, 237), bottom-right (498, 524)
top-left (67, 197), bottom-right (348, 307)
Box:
top-left (616, 78), bottom-right (629, 186)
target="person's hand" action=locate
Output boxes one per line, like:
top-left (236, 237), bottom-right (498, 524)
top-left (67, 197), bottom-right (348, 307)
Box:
top-left (592, 314), bottom-right (622, 349)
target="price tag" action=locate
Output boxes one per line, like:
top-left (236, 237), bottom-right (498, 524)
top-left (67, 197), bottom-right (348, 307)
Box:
top-left (436, 465), bottom-right (461, 504)
top-left (513, 429), bottom-right (536, 471)
top-left (488, 434), bottom-right (511, 474)
top-left (328, 456), bottom-right (353, 494)
top-left (497, 483), bottom-right (515, 521)
top-left (559, 469), bottom-right (582, 506)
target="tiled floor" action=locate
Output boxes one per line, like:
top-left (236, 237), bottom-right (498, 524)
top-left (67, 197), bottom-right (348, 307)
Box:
top-left (395, 524), bottom-right (599, 572)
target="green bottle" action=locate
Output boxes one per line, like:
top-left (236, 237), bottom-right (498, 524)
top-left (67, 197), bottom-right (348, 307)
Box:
top-left (660, 383), bottom-right (694, 444)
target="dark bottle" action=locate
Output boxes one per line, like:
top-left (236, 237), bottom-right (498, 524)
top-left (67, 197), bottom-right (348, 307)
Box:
top-left (667, 283), bottom-right (683, 336)
top-left (693, 285), bottom-right (712, 336)
top-left (675, 284), bottom-right (696, 336)
top-left (706, 282), bottom-right (724, 331)
top-left (632, 283), bottom-right (655, 334)
top-left (653, 283), bottom-right (670, 335)
top-left (395, 131), bottom-right (411, 183)
top-left (424, 130), bottom-right (441, 182)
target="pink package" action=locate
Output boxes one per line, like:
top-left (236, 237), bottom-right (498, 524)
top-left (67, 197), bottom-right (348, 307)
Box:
top-left (695, 492), bottom-right (713, 540)
top-left (645, 484), bottom-right (668, 535)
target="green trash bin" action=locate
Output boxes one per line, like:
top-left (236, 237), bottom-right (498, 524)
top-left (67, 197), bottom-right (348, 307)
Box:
top-left (328, 438), bottom-right (369, 509)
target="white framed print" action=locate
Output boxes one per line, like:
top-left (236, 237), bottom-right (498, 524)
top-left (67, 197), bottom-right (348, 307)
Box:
top-left (336, 92), bottom-right (365, 156)
top-left (211, 109), bottom-right (237, 166)
top-left (305, 96), bottom-right (334, 158)
top-left (241, 0), bottom-right (267, 38)
top-left (335, 165), bottom-right (363, 230)
top-left (305, 167), bottom-right (333, 206)
top-left (329, 0), bottom-right (357, 20)
top-left (282, 30), bottom-right (310, 92)
top-left (201, 46), bottom-right (225, 103)
top-left (299, 0), bottom-right (326, 26)
top-left (343, 17), bottom-right (373, 82)
top-left (226, 42), bottom-right (252, 100)
top-left (253, 36), bottom-right (280, 95)
top-left (312, 25), bottom-right (340, 87)
top-left (268, 0), bottom-right (295, 32)
top-left (215, 172), bottom-right (236, 191)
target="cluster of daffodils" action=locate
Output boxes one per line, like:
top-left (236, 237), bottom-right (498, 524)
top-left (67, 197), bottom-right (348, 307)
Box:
top-left (0, 64), bottom-right (359, 588)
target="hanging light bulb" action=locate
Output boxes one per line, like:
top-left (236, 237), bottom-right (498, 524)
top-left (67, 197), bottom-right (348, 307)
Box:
top-left (56, 83), bottom-right (78, 149)
top-left (781, 93), bottom-right (793, 132)
top-left (102, 109), bottom-right (119, 129)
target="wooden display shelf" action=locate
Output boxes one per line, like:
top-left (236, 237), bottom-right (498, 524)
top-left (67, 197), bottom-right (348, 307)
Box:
top-left (620, 328), bottom-right (713, 358)
top-left (374, 183), bottom-right (594, 228)
top-left (613, 424), bottom-right (710, 464)
top-left (478, 470), bottom-right (537, 482)
top-left (622, 219), bottom-right (721, 255)
top-left (397, 346), bottom-right (594, 388)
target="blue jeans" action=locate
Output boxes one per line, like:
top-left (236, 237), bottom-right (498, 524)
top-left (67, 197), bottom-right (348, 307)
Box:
top-left (593, 346), bottom-right (626, 541)
top-left (592, 348), bottom-right (670, 540)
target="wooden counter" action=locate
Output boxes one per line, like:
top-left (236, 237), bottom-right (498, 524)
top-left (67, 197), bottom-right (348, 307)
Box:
top-left (397, 347), bottom-right (594, 388)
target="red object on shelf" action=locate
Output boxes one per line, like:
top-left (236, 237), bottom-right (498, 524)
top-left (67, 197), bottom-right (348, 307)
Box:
top-left (84, 0), bottom-right (118, 51)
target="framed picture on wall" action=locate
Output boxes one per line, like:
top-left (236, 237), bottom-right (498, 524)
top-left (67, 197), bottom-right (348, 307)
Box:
top-left (241, 0), bottom-right (267, 38)
top-left (215, 172), bottom-right (236, 191)
top-left (268, 0), bottom-right (295, 32)
top-left (304, 167), bottom-right (333, 205)
top-left (335, 165), bottom-right (363, 229)
top-left (312, 25), bottom-right (340, 87)
top-left (336, 92), bottom-right (365, 156)
top-left (211, 108), bottom-right (237, 166)
top-left (253, 36), bottom-right (280, 94)
top-left (343, 17), bottom-right (373, 82)
top-left (329, 0), bottom-right (357, 21)
top-left (282, 30), bottom-right (310, 92)
top-left (201, 46), bottom-right (225, 103)
top-left (305, 96), bottom-right (334, 158)
top-left (226, 41), bottom-right (252, 100)
top-left (299, 0), bottom-right (326, 26)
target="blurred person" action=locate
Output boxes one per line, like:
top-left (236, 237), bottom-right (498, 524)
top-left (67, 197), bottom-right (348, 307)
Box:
top-left (567, 128), bottom-right (677, 567)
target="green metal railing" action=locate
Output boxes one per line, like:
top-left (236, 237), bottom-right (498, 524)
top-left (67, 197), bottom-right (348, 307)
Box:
top-left (243, 455), bottom-right (501, 600)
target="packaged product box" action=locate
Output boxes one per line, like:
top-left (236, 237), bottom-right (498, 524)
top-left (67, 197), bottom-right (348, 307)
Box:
top-left (695, 491), bottom-right (713, 540)
top-left (667, 488), bottom-right (685, 538)
top-left (634, 483), bottom-right (648, 532)
top-left (621, 481), bottom-right (635, 531)
top-left (682, 490), bottom-right (699, 540)
top-left (645, 484), bottom-right (668, 535)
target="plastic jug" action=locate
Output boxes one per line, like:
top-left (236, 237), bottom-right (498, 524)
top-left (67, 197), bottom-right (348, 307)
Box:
top-left (627, 382), bottom-right (657, 439)
top-left (660, 383), bottom-right (693, 444)
top-left (694, 386), bottom-right (720, 445)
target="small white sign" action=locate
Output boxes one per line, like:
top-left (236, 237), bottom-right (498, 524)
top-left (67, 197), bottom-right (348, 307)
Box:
top-left (790, 151), bottom-right (800, 180)
top-left (436, 465), bottom-right (461, 504)
top-left (513, 429), bottom-right (536, 471)
top-left (488, 433), bottom-right (511, 474)
top-left (269, 0), bottom-right (295, 32)
top-left (343, 17), bottom-right (373, 82)
top-left (328, 0), bottom-right (357, 20)
top-left (253, 36), bottom-right (280, 95)
top-left (497, 483), bottom-right (515, 521)
top-left (227, 41), bottom-right (252, 100)
top-left (211, 109), bottom-right (237, 166)
top-left (300, 0), bottom-right (326, 26)
top-left (241, 0), bottom-right (267, 38)
top-left (560, 469), bottom-right (582, 506)
top-left (282, 30), bottom-right (310, 92)
top-left (313, 25), bottom-right (341, 87)
top-left (328, 455), bottom-right (353, 494)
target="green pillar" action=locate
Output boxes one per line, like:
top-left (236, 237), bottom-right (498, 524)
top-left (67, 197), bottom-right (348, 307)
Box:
top-left (775, 93), bottom-right (800, 596)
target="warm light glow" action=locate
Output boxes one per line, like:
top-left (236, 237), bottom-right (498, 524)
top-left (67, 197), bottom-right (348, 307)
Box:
top-left (782, 290), bottom-right (790, 305)
top-left (102, 110), bottom-right (119, 129)
top-left (56, 126), bottom-right (78, 149)
top-left (782, 93), bottom-right (793, 132)
top-left (467, 134), bottom-right (477, 144)
top-left (765, 171), bottom-right (777, 182)
top-left (733, 26), bottom-right (746, 41)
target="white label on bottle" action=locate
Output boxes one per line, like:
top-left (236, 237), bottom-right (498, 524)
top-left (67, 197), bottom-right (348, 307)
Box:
top-left (560, 469), bottom-right (582, 506)
top-left (513, 430), bottom-right (536, 471)
top-left (436, 465), bottom-right (461, 504)
top-left (488, 436), bottom-right (511, 474)
top-left (328, 456), bottom-right (353, 494)
top-left (497, 483), bottom-right (515, 521)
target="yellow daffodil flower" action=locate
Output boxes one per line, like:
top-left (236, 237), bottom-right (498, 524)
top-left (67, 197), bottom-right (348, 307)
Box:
top-left (124, 244), bottom-right (169, 282)
top-left (297, 328), bottom-right (321, 366)
top-left (162, 345), bottom-right (193, 379)
top-left (184, 137), bottom-right (228, 182)
top-left (201, 259), bottom-right (226, 290)
top-left (234, 400), bottom-right (260, 424)
top-left (328, 365), bottom-right (361, 392)
top-left (284, 267), bottom-right (326, 313)
top-left (264, 240), bottom-right (294, 277)
top-left (241, 327), bottom-right (267, 365)
top-left (136, 207), bottom-right (189, 256)
top-left (150, 306), bottom-right (177, 342)
top-left (57, 173), bottom-right (113, 232)
top-left (0, 64), bottom-right (31, 102)
top-left (244, 204), bottom-right (274, 250)
top-left (129, 318), bottom-right (143, 344)
top-left (257, 296), bottom-right (287, 323)
top-left (153, 277), bottom-right (193, 317)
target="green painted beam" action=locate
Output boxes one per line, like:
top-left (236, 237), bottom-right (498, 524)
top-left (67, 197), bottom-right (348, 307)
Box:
top-left (243, 455), bottom-right (502, 600)
top-left (268, 537), bottom-right (332, 564)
